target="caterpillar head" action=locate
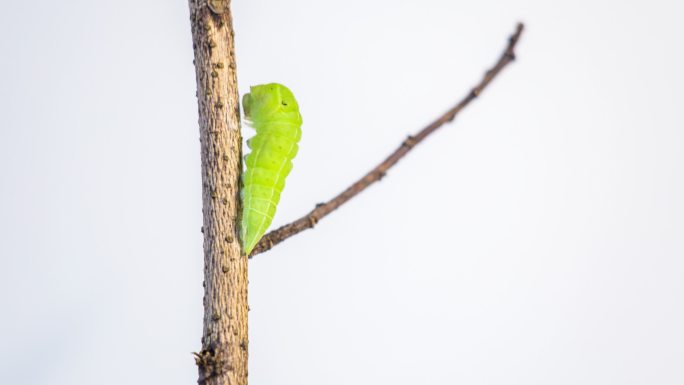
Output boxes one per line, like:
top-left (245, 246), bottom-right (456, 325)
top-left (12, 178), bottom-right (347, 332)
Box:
top-left (242, 83), bottom-right (302, 124)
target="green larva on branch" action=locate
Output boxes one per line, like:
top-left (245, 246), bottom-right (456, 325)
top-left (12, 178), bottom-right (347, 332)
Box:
top-left (240, 83), bottom-right (303, 254)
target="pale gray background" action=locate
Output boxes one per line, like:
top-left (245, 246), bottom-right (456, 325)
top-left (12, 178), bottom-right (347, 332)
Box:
top-left (1, 0), bottom-right (683, 384)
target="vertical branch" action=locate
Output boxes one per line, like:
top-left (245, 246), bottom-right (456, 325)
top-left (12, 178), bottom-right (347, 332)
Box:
top-left (188, 1), bottom-right (247, 385)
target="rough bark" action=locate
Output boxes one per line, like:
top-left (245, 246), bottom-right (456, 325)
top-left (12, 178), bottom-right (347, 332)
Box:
top-left (188, 1), bottom-right (247, 385)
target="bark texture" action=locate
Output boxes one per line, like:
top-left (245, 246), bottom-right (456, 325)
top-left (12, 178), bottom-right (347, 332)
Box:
top-left (188, 1), bottom-right (247, 385)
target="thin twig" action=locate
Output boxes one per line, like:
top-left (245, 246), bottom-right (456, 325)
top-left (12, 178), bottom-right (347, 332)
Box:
top-left (250, 23), bottom-right (525, 258)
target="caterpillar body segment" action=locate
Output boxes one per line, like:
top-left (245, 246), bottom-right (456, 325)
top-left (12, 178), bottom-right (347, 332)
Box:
top-left (240, 83), bottom-right (302, 254)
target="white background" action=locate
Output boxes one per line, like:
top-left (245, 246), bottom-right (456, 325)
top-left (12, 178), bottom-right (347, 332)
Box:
top-left (1, 1), bottom-right (683, 384)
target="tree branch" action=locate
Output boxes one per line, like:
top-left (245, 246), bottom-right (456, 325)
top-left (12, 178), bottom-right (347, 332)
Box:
top-left (250, 22), bottom-right (525, 258)
top-left (188, 1), bottom-right (248, 385)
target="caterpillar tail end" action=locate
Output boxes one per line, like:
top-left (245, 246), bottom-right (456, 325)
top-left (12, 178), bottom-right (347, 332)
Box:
top-left (243, 242), bottom-right (256, 256)
top-left (240, 225), bottom-right (258, 256)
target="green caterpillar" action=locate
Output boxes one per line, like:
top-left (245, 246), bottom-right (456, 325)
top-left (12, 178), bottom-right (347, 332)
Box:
top-left (240, 83), bottom-right (302, 254)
